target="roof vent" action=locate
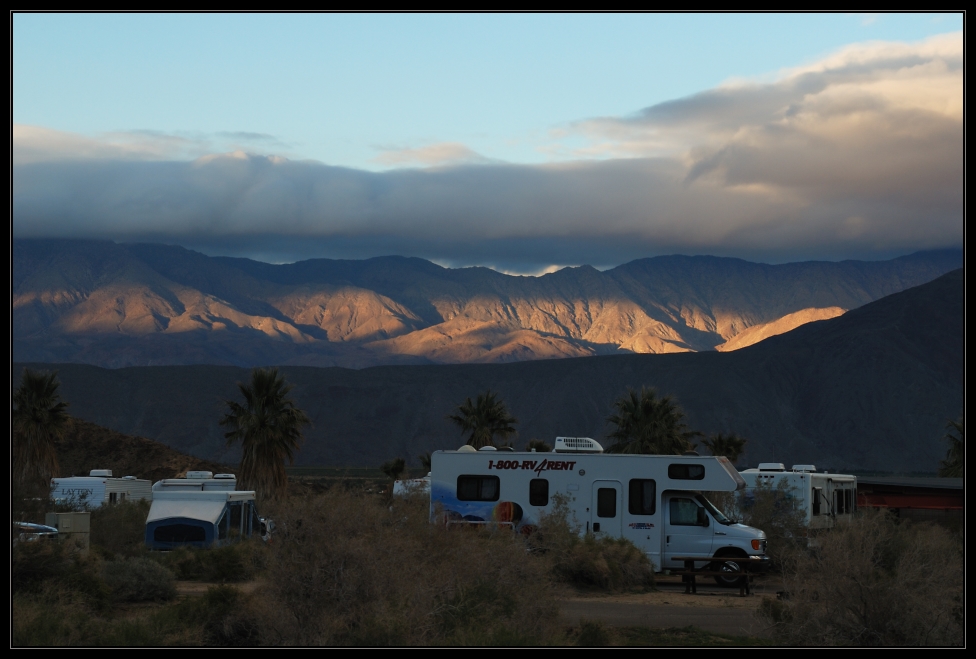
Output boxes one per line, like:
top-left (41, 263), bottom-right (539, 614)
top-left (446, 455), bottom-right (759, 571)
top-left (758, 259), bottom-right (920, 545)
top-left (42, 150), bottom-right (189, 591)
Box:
top-left (792, 464), bottom-right (817, 473)
top-left (478, 446), bottom-right (498, 451)
top-left (89, 469), bottom-right (112, 477)
top-left (554, 437), bottom-right (604, 453)
top-left (186, 471), bottom-right (214, 479)
top-left (758, 463), bottom-right (786, 472)
top-left (457, 445), bottom-right (477, 453)
top-left (122, 475), bottom-right (137, 480)
top-left (496, 446), bottom-right (515, 452)
top-left (213, 473), bottom-right (236, 479)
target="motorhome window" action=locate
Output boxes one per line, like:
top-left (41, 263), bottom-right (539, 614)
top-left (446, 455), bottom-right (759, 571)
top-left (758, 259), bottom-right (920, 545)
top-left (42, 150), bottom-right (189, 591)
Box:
top-left (109, 492), bottom-right (117, 504)
top-left (154, 524), bottom-right (206, 543)
top-left (229, 502), bottom-right (243, 534)
top-left (628, 479), bottom-right (656, 515)
top-left (694, 494), bottom-right (732, 525)
top-left (845, 489), bottom-right (853, 513)
top-left (668, 464), bottom-right (705, 480)
top-left (669, 498), bottom-right (701, 526)
top-left (529, 479), bottom-right (549, 506)
top-left (813, 488), bottom-right (822, 516)
top-left (597, 488), bottom-right (617, 518)
top-left (457, 476), bottom-right (500, 501)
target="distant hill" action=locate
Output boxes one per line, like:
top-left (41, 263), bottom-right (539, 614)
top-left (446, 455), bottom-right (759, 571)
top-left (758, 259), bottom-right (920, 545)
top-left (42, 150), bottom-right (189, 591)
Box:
top-left (13, 238), bottom-right (962, 367)
top-left (15, 269), bottom-right (963, 473)
top-left (52, 417), bottom-right (229, 483)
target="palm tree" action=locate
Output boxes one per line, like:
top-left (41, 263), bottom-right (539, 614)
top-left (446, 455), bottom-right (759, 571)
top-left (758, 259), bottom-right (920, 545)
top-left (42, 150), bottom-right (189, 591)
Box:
top-left (700, 433), bottom-right (748, 465)
top-left (447, 390), bottom-right (518, 449)
top-left (605, 386), bottom-right (699, 455)
top-left (938, 417), bottom-right (963, 478)
top-left (13, 368), bottom-right (69, 488)
top-left (221, 368), bottom-right (310, 500)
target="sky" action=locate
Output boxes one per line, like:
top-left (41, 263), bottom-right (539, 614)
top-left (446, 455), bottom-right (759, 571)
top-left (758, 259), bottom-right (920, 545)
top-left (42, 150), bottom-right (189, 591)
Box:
top-left (12, 13), bottom-right (964, 274)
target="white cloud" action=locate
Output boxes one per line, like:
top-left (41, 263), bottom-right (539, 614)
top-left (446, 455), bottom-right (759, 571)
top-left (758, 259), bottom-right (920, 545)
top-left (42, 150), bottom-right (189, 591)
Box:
top-left (372, 142), bottom-right (495, 167)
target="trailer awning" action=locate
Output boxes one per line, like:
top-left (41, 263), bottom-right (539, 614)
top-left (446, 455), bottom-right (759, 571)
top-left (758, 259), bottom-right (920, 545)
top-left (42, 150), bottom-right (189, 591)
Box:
top-left (147, 499), bottom-right (226, 525)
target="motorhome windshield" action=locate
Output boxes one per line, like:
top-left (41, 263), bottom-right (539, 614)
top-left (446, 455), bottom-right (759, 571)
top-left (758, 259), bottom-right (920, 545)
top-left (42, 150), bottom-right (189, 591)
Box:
top-left (695, 494), bottom-right (732, 525)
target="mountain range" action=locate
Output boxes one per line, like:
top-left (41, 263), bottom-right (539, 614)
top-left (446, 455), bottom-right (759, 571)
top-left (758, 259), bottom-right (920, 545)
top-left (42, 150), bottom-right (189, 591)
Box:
top-left (15, 268), bottom-right (963, 473)
top-left (13, 239), bottom-right (962, 368)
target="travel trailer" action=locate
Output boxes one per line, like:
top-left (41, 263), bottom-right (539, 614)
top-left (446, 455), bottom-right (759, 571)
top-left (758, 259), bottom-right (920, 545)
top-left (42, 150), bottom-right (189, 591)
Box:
top-left (430, 437), bottom-right (769, 583)
top-left (51, 470), bottom-right (152, 508)
top-left (738, 464), bottom-right (857, 530)
top-left (145, 472), bottom-right (271, 550)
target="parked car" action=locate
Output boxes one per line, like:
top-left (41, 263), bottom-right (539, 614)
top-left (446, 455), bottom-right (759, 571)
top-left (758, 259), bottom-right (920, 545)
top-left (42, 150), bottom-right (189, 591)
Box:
top-left (13, 522), bottom-right (59, 544)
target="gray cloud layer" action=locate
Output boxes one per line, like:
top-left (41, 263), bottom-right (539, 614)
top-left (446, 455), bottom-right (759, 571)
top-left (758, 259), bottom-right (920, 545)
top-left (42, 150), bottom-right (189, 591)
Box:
top-left (13, 35), bottom-right (962, 271)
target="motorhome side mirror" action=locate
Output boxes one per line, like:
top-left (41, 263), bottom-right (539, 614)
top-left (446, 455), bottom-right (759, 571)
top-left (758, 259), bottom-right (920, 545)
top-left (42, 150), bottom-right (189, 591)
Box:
top-left (698, 507), bottom-right (709, 527)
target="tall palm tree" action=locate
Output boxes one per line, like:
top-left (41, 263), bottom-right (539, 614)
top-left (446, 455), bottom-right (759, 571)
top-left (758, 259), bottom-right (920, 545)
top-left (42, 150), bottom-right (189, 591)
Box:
top-left (938, 417), bottom-right (963, 478)
top-left (221, 368), bottom-right (310, 500)
top-left (13, 368), bottom-right (69, 487)
top-left (447, 390), bottom-right (518, 449)
top-left (700, 433), bottom-right (748, 465)
top-left (605, 386), bottom-right (699, 455)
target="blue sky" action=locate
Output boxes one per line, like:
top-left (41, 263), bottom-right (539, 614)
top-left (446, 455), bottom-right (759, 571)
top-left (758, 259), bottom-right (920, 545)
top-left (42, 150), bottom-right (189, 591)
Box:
top-left (12, 13), bottom-right (964, 272)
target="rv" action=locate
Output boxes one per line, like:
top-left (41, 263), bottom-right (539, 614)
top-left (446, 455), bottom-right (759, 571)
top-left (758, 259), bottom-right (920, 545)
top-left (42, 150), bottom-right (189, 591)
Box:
top-left (145, 472), bottom-right (271, 550)
top-left (738, 464), bottom-right (857, 530)
top-left (430, 437), bottom-right (769, 584)
top-left (51, 470), bottom-right (153, 508)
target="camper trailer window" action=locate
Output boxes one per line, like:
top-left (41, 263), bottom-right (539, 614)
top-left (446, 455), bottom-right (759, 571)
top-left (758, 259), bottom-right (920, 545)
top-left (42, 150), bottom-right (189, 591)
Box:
top-left (597, 488), bottom-right (617, 518)
top-left (457, 476), bottom-right (501, 502)
top-left (628, 479), bottom-right (656, 515)
top-left (669, 498), bottom-right (701, 526)
top-left (529, 479), bottom-right (549, 506)
top-left (154, 524), bottom-right (206, 543)
top-left (668, 464), bottom-right (705, 480)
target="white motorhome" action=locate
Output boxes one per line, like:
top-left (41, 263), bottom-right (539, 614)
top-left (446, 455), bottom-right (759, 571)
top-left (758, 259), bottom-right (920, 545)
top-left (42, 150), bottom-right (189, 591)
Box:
top-left (430, 437), bottom-right (769, 584)
top-left (145, 472), bottom-right (272, 550)
top-left (738, 463), bottom-right (857, 530)
top-left (51, 470), bottom-right (153, 509)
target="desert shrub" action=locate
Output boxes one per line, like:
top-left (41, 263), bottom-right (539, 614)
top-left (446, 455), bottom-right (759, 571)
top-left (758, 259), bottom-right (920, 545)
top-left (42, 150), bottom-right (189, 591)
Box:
top-left (173, 585), bottom-right (263, 646)
top-left (255, 488), bottom-right (561, 645)
top-left (760, 510), bottom-right (963, 646)
top-left (12, 541), bottom-right (111, 610)
top-left (103, 556), bottom-right (176, 603)
top-left (90, 499), bottom-right (151, 558)
top-left (158, 541), bottom-right (266, 582)
top-left (529, 493), bottom-right (654, 592)
top-left (575, 620), bottom-right (611, 646)
top-left (708, 479), bottom-right (807, 570)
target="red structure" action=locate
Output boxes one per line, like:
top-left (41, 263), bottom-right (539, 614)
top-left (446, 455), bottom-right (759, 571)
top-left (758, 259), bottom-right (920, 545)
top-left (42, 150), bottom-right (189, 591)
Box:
top-left (857, 476), bottom-right (963, 523)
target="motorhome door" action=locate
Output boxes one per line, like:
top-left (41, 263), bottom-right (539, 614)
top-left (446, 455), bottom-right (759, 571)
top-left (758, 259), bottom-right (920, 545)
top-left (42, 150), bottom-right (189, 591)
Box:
top-left (663, 493), bottom-right (714, 569)
top-left (590, 481), bottom-right (622, 538)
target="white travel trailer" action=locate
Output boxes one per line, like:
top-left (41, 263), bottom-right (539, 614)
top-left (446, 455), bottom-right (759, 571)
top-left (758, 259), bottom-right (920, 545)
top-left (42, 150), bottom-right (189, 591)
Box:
top-left (430, 438), bottom-right (769, 583)
top-left (145, 472), bottom-right (271, 550)
top-left (738, 463), bottom-right (858, 530)
top-left (50, 470), bottom-right (153, 509)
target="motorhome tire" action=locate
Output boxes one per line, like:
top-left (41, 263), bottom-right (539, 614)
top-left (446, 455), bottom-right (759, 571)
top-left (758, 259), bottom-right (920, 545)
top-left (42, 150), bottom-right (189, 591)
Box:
top-left (712, 559), bottom-right (747, 587)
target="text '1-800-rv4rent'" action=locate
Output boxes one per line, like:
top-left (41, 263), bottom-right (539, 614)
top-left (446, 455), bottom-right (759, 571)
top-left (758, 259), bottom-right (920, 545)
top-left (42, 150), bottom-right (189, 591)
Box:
top-left (430, 437), bottom-right (769, 584)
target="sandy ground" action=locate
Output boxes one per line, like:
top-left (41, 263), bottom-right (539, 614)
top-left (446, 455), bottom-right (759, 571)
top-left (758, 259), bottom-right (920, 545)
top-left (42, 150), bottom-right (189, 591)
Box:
top-left (556, 575), bottom-right (782, 638)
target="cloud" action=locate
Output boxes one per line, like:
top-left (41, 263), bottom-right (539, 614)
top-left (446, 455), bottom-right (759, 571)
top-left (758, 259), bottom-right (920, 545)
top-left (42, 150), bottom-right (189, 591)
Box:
top-left (12, 33), bottom-right (962, 272)
top-left (373, 142), bottom-right (495, 167)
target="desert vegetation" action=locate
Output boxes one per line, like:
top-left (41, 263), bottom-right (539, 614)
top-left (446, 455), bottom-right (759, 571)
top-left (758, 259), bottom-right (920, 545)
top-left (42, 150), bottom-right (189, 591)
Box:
top-left (759, 509), bottom-right (963, 646)
top-left (13, 487), bottom-right (656, 646)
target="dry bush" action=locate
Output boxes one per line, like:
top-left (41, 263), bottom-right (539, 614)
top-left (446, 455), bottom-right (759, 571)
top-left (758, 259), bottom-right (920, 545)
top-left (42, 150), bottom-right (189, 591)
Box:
top-left (90, 499), bottom-right (152, 558)
top-left (158, 541), bottom-right (268, 583)
top-left (760, 510), bottom-right (963, 646)
top-left (102, 557), bottom-right (176, 603)
top-left (527, 492), bottom-right (655, 592)
top-left (255, 489), bottom-right (561, 645)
